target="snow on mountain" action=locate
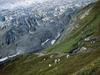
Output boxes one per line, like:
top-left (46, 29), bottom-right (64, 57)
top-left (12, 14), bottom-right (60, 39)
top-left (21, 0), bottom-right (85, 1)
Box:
top-left (0, 0), bottom-right (96, 10)
top-left (0, 0), bottom-right (96, 62)
top-left (0, 0), bottom-right (48, 10)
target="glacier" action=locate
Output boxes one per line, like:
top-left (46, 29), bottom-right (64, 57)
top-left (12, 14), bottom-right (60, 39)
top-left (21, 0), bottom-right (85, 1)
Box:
top-left (0, 0), bottom-right (96, 62)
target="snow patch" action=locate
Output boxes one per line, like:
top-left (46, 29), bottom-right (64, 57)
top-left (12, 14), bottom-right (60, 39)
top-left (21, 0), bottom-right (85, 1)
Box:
top-left (0, 57), bottom-right (8, 62)
top-left (41, 39), bottom-right (49, 46)
top-left (51, 33), bottom-right (61, 45)
top-left (8, 52), bottom-right (19, 58)
top-left (0, 51), bottom-right (20, 62)
top-left (56, 33), bottom-right (61, 39)
top-left (51, 40), bottom-right (56, 45)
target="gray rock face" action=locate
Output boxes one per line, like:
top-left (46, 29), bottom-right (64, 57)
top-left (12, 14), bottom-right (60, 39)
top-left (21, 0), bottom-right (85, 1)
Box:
top-left (0, 0), bottom-right (96, 59)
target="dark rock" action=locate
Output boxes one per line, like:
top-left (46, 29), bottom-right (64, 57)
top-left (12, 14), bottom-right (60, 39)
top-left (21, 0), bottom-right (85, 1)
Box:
top-left (0, 15), bottom-right (5, 22)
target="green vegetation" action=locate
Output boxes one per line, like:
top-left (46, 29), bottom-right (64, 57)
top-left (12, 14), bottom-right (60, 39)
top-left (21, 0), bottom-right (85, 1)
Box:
top-left (0, 1), bottom-right (100, 75)
top-left (43, 1), bottom-right (100, 53)
top-left (1, 48), bottom-right (100, 75)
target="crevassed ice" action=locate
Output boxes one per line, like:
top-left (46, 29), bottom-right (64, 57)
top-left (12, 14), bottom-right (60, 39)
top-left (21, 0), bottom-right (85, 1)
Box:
top-left (0, 0), bottom-right (48, 10)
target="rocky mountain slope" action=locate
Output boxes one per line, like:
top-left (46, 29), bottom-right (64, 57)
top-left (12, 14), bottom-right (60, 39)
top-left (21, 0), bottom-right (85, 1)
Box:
top-left (0, 0), bottom-right (96, 61)
top-left (0, 0), bottom-right (100, 75)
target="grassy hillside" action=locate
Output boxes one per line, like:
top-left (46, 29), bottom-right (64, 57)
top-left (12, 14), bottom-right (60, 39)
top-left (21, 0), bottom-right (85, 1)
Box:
top-left (43, 1), bottom-right (100, 53)
top-left (1, 48), bottom-right (100, 75)
top-left (0, 1), bottom-right (100, 75)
